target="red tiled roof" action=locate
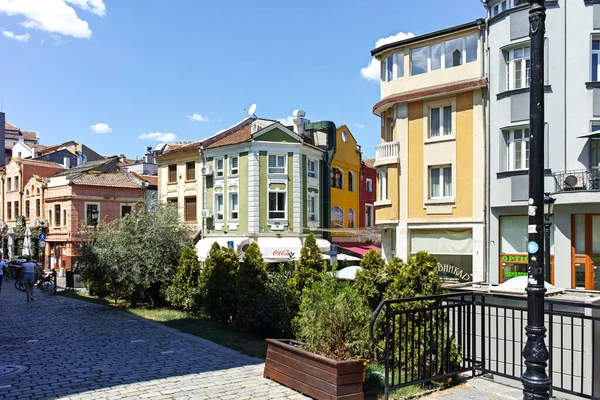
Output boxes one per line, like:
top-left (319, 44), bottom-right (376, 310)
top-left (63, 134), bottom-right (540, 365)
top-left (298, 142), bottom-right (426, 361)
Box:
top-left (70, 172), bottom-right (144, 189)
top-left (22, 131), bottom-right (38, 141)
top-left (5, 122), bottom-right (19, 131)
top-left (14, 158), bottom-right (65, 169)
top-left (131, 172), bottom-right (158, 186)
top-left (206, 124), bottom-right (253, 149)
top-left (162, 141), bottom-right (202, 155)
top-left (362, 159), bottom-right (375, 169)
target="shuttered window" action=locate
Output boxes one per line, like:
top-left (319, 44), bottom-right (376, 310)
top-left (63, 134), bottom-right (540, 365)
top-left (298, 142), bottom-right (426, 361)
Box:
top-left (185, 197), bottom-right (197, 222)
top-left (168, 165), bottom-right (177, 183)
top-left (186, 162), bottom-right (195, 181)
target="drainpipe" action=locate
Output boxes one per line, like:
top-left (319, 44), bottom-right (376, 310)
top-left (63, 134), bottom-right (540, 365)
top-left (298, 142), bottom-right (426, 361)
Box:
top-left (485, 15), bottom-right (492, 283)
top-left (302, 121), bottom-right (336, 242)
top-left (200, 145), bottom-right (206, 239)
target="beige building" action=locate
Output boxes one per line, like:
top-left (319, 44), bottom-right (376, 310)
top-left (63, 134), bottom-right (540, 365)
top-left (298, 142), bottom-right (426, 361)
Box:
top-left (371, 20), bottom-right (487, 282)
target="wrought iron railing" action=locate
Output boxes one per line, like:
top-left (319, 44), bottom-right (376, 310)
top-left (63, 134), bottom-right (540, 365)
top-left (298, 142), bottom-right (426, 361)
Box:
top-left (553, 169), bottom-right (600, 192)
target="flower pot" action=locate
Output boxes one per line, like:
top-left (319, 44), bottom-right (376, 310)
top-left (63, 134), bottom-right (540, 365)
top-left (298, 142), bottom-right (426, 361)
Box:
top-left (264, 338), bottom-right (367, 400)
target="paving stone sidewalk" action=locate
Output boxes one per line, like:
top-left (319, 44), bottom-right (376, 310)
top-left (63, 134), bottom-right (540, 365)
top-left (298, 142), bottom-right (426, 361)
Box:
top-left (0, 281), bottom-right (307, 399)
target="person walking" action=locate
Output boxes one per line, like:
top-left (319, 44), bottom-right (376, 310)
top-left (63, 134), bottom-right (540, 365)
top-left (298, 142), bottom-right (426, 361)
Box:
top-left (0, 258), bottom-right (5, 294)
top-left (21, 257), bottom-right (36, 302)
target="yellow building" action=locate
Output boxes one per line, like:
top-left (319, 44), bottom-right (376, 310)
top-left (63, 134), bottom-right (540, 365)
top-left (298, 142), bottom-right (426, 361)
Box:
top-left (371, 20), bottom-right (486, 282)
top-left (330, 125), bottom-right (361, 242)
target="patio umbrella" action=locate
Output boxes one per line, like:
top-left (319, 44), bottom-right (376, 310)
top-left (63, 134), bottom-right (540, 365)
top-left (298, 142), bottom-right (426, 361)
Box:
top-left (22, 227), bottom-right (32, 257)
top-left (7, 227), bottom-right (14, 260)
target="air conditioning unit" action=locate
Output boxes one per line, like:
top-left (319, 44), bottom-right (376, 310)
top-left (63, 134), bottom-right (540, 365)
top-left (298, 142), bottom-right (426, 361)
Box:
top-left (200, 166), bottom-right (213, 176)
top-left (201, 209), bottom-right (213, 218)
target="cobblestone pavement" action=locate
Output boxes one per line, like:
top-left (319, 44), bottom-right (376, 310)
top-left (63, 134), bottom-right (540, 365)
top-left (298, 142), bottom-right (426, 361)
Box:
top-left (421, 378), bottom-right (523, 400)
top-left (0, 281), bottom-right (307, 399)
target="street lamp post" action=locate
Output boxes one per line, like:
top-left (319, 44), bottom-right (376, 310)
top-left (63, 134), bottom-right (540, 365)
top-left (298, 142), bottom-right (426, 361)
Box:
top-left (522, 1), bottom-right (552, 399)
top-left (543, 193), bottom-right (556, 284)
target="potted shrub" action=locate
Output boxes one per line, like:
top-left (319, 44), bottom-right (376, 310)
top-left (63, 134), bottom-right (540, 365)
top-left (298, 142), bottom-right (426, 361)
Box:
top-left (264, 272), bottom-right (370, 400)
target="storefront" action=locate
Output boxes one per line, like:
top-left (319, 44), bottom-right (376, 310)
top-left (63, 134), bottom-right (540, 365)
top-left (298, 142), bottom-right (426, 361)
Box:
top-left (572, 214), bottom-right (600, 290)
top-left (409, 229), bottom-right (474, 283)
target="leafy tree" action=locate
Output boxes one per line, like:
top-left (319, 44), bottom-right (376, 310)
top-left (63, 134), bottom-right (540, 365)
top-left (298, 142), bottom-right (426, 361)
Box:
top-left (236, 242), bottom-right (268, 330)
top-left (256, 266), bottom-right (299, 337)
top-left (386, 251), bottom-right (444, 300)
top-left (355, 250), bottom-right (390, 310)
top-left (293, 271), bottom-right (371, 361)
top-left (167, 247), bottom-right (203, 310)
top-left (199, 243), bottom-right (239, 324)
top-left (78, 203), bottom-right (190, 305)
top-left (291, 233), bottom-right (326, 293)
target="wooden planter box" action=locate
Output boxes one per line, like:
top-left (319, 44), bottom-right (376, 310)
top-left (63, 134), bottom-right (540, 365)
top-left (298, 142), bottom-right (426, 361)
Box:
top-left (264, 338), bottom-right (367, 400)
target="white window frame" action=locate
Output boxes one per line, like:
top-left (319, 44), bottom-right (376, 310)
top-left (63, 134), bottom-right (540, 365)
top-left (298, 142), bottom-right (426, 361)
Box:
top-left (229, 192), bottom-right (239, 220)
top-left (348, 171), bottom-right (355, 192)
top-left (307, 159), bottom-right (318, 178)
top-left (411, 33), bottom-right (478, 76)
top-left (214, 193), bottom-right (224, 221)
top-left (429, 105), bottom-right (453, 138)
top-left (506, 45), bottom-right (531, 91)
top-left (268, 191), bottom-right (286, 220)
top-left (429, 166), bottom-right (453, 199)
top-left (84, 202), bottom-right (101, 226)
top-left (365, 204), bottom-right (374, 228)
top-left (378, 171), bottom-right (388, 201)
top-left (505, 127), bottom-right (530, 171)
top-left (268, 154), bottom-right (286, 174)
top-left (229, 155), bottom-right (239, 176)
top-left (215, 158), bottom-right (224, 178)
top-left (592, 38), bottom-right (600, 82)
top-left (308, 194), bottom-right (318, 222)
top-left (381, 51), bottom-right (404, 82)
top-left (366, 178), bottom-right (373, 193)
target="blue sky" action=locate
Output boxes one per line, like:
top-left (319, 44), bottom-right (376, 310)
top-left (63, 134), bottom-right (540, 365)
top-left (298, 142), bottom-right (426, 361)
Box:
top-left (0, 0), bottom-right (484, 159)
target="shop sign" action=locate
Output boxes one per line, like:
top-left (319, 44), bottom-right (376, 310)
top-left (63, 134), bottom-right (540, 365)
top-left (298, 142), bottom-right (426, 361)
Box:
top-left (505, 271), bottom-right (528, 278)
top-left (593, 256), bottom-right (600, 263)
top-left (501, 255), bottom-right (528, 263)
top-left (272, 250), bottom-right (294, 258)
top-left (437, 263), bottom-right (472, 282)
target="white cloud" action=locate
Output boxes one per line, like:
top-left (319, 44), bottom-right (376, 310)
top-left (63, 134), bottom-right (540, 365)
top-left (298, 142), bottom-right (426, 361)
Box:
top-left (361, 31), bottom-right (415, 82)
top-left (89, 123), bottom-right (112, 134)
top-left (186, 113), bottom-right (209, 122)
top-left (0, 0), bottom-right (107, 39)
top-left (277, 116), bottom-right (294, 126)
top-left (139, 132), bottom-right (177, 142)
top-left (355, 124), bottom-right (366, 129)
top-left (2, 29), bottom-right (29, 42)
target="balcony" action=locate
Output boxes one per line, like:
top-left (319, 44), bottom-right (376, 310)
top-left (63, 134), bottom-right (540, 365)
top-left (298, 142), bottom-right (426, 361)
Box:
top-left (374, 141), bottom-right (400, 168)
top-left (553, 169), bottom-right (600, 192)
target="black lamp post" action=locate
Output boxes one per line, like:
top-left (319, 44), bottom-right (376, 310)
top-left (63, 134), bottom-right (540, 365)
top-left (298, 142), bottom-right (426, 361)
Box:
top-left (543, 192), bottom-right (556, 284)
top-left (522, 1), bottom-right (552, 399)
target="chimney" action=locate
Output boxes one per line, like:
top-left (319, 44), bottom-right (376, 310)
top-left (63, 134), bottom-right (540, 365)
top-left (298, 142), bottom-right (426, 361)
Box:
top-left (119, 154), bottom-right (126, 163)
top-left (0, 112), bottom-right (5, 166)
top-left (63, 156), bottom-right (71, 168)
top-left (144, 146), bottom-right (155, 164)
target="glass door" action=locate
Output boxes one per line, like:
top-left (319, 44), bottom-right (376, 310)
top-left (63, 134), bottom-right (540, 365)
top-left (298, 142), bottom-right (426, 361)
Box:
top-left (572, 214), bottom-right (600, 290)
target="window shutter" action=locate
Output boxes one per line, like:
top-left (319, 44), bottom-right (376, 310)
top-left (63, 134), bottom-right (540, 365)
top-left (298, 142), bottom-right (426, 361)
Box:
top-left (185, 197), bottom-right (197, 221)
top-left (169, 165), bottom-right (177, 182)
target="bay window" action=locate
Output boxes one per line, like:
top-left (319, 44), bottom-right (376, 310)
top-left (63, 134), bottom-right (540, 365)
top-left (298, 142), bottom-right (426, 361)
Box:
top-left (380, 51), bottom-right (404, 82)
top-left (410, 33), bottom-right (477, 76)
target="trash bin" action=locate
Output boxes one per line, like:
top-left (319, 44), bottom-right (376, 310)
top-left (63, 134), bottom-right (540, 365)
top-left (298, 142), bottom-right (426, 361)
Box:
top-left (65, 270), bottom-right (74, 289)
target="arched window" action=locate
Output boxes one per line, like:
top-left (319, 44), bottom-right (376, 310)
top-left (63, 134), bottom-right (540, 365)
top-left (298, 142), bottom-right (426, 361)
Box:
top-left (331, 168), bottom-right (343, 189)
top-left (25, 189), bottom-right (29, 196)
top-left (36, 188), bottom-right (40, 195)
top-left (348, 208), bottom-right (355, 229)
top-left (348, 171), bottom-right (355, 192)
top-left (331, 206), bottom-right (344, 228)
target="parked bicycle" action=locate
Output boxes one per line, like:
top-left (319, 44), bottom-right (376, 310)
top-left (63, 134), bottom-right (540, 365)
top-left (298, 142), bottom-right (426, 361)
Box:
top-left (15, 269), bottom-right (54, 292)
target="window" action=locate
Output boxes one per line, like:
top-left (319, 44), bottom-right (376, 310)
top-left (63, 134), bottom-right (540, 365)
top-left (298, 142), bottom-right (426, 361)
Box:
top-left (63, 209), bottom-right (67, 226)
top-left (121, 205), bottom-right (132, 217)
top-left (14, 201), bottom-right (19, 217)
top-left (184, 197), bottom-right (196, 222)
top-left (411, 34), bottom-right (478, 76)
top-left (229, 156), bottom-right (239, 176)
top-left (591, 137), bottom-right (600, 171)
top-left (331, 168), bottom-right (343, 189)
top-left (384, 117), bottom-right (394, 142)
top-left (7, 202), bottom-right (11, 220)
top-left (167, 197), bottom-right (178, 205)
top-left (86, 204), bottom-right (99, 226)
top-left (308, 195), bottom-right (318, 221)
top-left (505, 128), bottom-right (530, 171)
top-left (506, 45), bottom-right (531, 90)
top-left (215, 158), bottom-right (224, 177)
top-left (365, 204), bottom-right (374, 228)
top-left (366, 178), bottom-right (373, 192)
top-left (186, 162), bottom-right (195, 181)
top-left (593, 39), bottom-right (600, 82)
top-left (307, 159), bottom-right (317, 178)
top-left (214, 193), bottom-right (224, 220)
top-left (348, 208), bottom-right (355, 229)
top-left (7, 178), bottom-right (11, 192)
top-left (429, 105), bottom-right (453, 138)
top-left (168, 165), bottom-right (177, 183)
top-left (429, 166), bottom-right (452, 199)
top-left (36, 199), bottom-right (40, 218)
top-left (268, 155), bottom-right (286, 174)
top-left (492, 0), bottom-right (524, 17)
top-left (348, 171), bottom-right (355, 192)
top-left (25, 200), bottom-right (30, 219)
top-left (48, 210), bottom-right (51, 225)
top-left (268, 192), bottom-right (286, 219)
top-left (380, 52), bottom-right (404, 82)
top-left (54, 204), bottom-right (60, 226)
top-left (379, 171), bottom-right (388, 201)
top-left (229, 193), bottom-right (239, 220)
top-left (14, 177), bottom-right (19, 191)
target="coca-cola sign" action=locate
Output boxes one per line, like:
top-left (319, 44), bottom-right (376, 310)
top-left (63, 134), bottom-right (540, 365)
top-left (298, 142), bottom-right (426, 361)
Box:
top-left (272, 250), bottom-right (292, 257)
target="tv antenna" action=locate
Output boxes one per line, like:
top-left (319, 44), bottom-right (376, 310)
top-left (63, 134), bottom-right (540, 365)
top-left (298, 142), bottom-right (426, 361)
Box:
top-left (246, 103), bottom-right (257, 118)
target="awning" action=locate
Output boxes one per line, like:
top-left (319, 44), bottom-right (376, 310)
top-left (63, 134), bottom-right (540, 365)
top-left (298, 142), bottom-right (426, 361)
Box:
top-left (322, 254), bottom-right (362, 262)
top-left (195, 237), bottom-right (249, 261)
top-left (577, 131), bottom-right (600, 138)
top-left (314, 238), bottom-right (332, 253)
top-left (257, 237), bottom-right (303, 263)
top-left (336, 242), bottom-right (381, 256)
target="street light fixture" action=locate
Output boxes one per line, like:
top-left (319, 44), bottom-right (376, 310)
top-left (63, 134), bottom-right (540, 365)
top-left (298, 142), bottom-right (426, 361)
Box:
top-left (543, 192), bottom-right (555, 284)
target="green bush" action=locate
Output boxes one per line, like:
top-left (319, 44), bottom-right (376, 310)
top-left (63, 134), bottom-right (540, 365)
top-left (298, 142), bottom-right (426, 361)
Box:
top-left (355, 250), bottom-right (402, 310)
top-left (167, 247), bottom-right (202, 310)
top-left (290, 233), bottom-right (326, 294)
top-left (199, 243), bottom-right (239, 324)
top-left (236, 242), bottom-right (268, 331)
top-left (256, 266), bottom-right (299, 337)
top-left (293, 272), bottom-right (371, 361)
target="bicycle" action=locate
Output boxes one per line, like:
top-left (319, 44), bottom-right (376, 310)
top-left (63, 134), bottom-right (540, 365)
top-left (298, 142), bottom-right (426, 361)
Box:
top-left (15, 270), bottom-right (54, 292)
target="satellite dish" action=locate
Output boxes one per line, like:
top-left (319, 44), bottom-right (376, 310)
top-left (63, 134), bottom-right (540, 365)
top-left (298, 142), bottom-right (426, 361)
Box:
top-left (248, 103), bottom-right (257, 116)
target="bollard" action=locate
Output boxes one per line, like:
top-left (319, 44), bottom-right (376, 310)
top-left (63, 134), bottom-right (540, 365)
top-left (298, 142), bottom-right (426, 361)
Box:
top-left (52, 269), bottom-right (57, 296)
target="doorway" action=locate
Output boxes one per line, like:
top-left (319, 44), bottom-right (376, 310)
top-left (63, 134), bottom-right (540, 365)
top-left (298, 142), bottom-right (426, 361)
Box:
top-left (571, 214), bottom-right (600, 290)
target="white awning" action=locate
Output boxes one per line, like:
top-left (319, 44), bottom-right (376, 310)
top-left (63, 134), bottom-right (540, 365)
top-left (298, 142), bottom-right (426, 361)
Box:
top-left (195, 237), bottom-right (248, 261)
top-left (322, 254), bottom-right (362, 262)
top-left (314, 238), bottom-right (331, 253)
top-left (257, 237), bottom-right (303, 263)
top-left (577, 131), bottom-right (600, 138)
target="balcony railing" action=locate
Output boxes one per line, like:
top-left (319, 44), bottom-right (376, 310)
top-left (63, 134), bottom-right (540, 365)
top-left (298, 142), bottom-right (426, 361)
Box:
top-left (374, 141), bottom-right (400, 167)
top-left (553, 169), bottom-right (600, 192)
